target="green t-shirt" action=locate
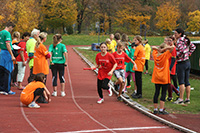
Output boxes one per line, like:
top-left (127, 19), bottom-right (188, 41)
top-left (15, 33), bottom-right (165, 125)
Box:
top-left (49, 43), bottom-right (68, 64)
top-left (26, 37), bottom-right (36, 68)
top-left (0, 30), bottom-right (13, 50)
top-left (125, 46), bottom-right (135, 72)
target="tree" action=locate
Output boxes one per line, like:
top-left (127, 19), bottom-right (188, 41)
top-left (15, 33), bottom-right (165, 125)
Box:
top-left (187, 10), bottom-right (200, 32)
top-left (41, 0), bottom-right (77, 33)
top-left (2, 0), bottom-right (40, 33)
top-left (155, 1), bottom-right (180, 32)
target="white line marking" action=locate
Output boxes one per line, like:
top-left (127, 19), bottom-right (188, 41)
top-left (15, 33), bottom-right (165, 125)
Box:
top-left (66, 66), bottom-right (116, 133)
top-left (20, 102), bottom-right (40, 133)
top-left (58, 126), bottom-right (167, 133)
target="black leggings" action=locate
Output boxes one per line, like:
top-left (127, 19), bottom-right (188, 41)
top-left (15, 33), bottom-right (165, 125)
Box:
top-left (170, 74), bottom-right (178, 88)
top-left (51, 64), bottom-right (65, 86)
top-left (145, 60), bottom-right (148, 70)
top-left (97, 78), bottom-right (110, 98)
top-left (153, 84), bottom-right (168, 103)
top-left (34, 88), bottom-right (44, 99)
top-left (135, 71), bottom-right (142, 95)
top-left (11, 64), bottom-right (18, 83)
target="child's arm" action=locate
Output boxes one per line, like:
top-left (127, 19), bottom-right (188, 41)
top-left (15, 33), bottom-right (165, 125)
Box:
top-left (64, 52), bottom-right (68, 66)
top-left (108, 63), bottom-right (117, 76)
top-left (130, 59), bottom-right (137, 70)
top-left (43, 87), bottom-right (51, 102)
top-left (163, 45), bottom-right (175, 53)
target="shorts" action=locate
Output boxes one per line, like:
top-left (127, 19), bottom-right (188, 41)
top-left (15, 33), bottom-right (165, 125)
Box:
top-left (114, 69), bottom-right (125, 82)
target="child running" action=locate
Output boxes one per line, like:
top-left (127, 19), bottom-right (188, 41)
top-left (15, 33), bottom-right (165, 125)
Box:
top-left (20, 73), bottom-right (51, 108)
top-left (151, 43), bottom-right (174, 115)
top-left (112, 42), bottom-right (136, 101)
top-left (91, 42), bottom-right (117, 104)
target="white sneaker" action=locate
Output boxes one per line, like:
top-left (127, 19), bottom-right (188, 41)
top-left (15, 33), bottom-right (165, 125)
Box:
top-left (97, 98), bottom-right (104, 104)
top-left (173, 98), bottom-right (184, 104)
top-left (52, 91), bottom-right (57, 96)
top-left (108, 87), bottom-right (112, 96)
top-left (28, 102), bottom-right (40, 108)
top-left (61, 91), bottom-right (66, 97)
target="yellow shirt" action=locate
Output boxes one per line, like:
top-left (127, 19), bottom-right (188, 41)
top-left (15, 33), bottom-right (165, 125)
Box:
top-left (107, 42), bottom-right (115, 53)
top-left (144, 43), bottom-right (151, 60)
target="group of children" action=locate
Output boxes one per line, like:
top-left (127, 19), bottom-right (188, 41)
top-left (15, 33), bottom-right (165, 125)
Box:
top-left (92, 31), bottom-right (196, 115)
top-left (9, 29), bottom-right (68, 108)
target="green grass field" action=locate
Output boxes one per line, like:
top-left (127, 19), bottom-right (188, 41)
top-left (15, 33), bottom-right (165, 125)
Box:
top-left (76, 47), bottom-right (200, 114)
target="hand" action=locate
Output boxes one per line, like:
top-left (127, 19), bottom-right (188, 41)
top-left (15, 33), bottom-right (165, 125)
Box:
top-left (133, 63), bottom-right (137, 70)
top-left (91, 66), bottom-right (96, 70)
top-left (108, 71), bottom-right (112, 76)
top-left (64, 63), bottom-right (67, 66)
top-left (51, 62), bottom-right (54, 65)
top-left (12, 56), bottom-right (16, 61)
top-left (22, 61), bottom-right (26, 66)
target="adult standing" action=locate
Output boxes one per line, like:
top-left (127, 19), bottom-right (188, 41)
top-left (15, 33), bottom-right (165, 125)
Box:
top-left (33, 32), bottom-right (50, 84)
top-left (173, 28), bottom-right (196, 104)
top-left (131, 35), bottom-right (145, 99)
top-left (0, 22), bottom-right (16, 95)
top-left (16, 32), bottom-right (30, 90)
top-left (49, 34), bottom-right (68, 97)
top-left (26, 28), bottom-right (40, 83)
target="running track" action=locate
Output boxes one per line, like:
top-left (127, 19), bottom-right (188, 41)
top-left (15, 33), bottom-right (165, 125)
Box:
top-left (0, 45), bottom-right (180, 133)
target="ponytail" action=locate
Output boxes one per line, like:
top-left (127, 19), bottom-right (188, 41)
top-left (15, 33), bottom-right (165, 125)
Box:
top-left (35, 37), bottom-right (41, 48)
top-left (53, 34), bottom-right (62, 47)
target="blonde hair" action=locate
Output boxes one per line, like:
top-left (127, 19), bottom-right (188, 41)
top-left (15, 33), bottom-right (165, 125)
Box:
top-left (36, 32), bottom-right (48, 48)
top-left (31, 28), bottom-right (40, 37)
top-left (53, 34), bottom-right (62, 46)
top-left (134, 35), bottom-right (143, 43)
top-left (105, 38), bottom-right (111, 43)
top-left (12, 31), bottom-right (20, 41)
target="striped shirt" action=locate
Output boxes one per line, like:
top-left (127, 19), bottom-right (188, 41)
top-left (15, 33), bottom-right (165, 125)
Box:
top-left (176, 37), bottom-right (196, 62)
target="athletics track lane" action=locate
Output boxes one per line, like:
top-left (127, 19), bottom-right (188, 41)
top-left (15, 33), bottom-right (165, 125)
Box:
top-left (0, 45), bottom-right (179, 132)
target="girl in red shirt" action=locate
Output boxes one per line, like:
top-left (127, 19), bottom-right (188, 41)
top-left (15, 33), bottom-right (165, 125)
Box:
top-left (91, 42), bottom-right (117, 104)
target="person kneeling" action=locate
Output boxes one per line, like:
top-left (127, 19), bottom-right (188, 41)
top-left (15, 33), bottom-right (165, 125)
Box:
top-left (20, 73), bottom-right (51, 108)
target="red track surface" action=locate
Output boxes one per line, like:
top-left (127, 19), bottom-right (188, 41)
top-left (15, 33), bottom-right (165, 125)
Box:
top-left (0, 45), bottom-right (186, 132)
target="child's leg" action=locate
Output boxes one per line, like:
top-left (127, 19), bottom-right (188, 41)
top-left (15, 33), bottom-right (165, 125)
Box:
top-left (58, 64), bottom-right (65, 93)
top-left (153, 84), bottom-right (161, 109)
top-left (145, 60), bottom-right (148, 73)
top-left (171, 74), bottom-right (178, 88)
top-left (51, 65), bottom-right (58, 92)
top-left (97, 79), bottom-right (109, 99)
top-left (160, 84), bottom-right (168, 109)
top-left (135, 71), bottom-right (142, 96)
top-left (167, 84), bottom-right (173, 98)
top-left (131, 72), bottom-right (137, 93)
top-left (17, 61), bottom-right (26, 89)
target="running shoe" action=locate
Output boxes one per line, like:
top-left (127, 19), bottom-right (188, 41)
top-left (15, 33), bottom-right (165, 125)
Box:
top-left (8, 91), bottom-right (16, 95)
top-left (153, 110), bottom-right (159, 115)
top-left (61, 91), bottom-right (66, 97)
top-left (184, 99), bottom-right (190, 104)
top-left (97, 98), bottom-right (104, 104)
top-left (126, 85), bottom-right (131, 89)
top-left (173, 98), bottom-right (184, 104)
top-left (117, 96), bottom-right (123, 101)
top-left (159, 109), bottom-right (169, 115)
top-left (108, 87), bottom-right (112, 96)
top-left (52, 91), bottom-right (57, 96)
top-left (28, 102), bottom-right (40, 108)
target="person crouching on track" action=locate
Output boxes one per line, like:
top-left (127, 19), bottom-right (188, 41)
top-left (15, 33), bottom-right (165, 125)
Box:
top-left (20, 73), bottom-right (51, 108)
top-left (91, 42), bottom-right (117, 104)
top-left (112, 42), bottom-right (136, 101)
top-left (151, 43), bottom-right (174, 115)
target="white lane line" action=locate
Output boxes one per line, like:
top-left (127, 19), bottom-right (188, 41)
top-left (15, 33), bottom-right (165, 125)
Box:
top-left (20, 102), bottom-right (40, 133)
top-left (66, 66), bottom-right (116, 133)
top-left (58, 126), bottom-right (167, 133)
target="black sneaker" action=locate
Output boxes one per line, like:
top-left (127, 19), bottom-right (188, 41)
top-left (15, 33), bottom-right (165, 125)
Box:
top-left (153, 110), bottom-right (159, 115)
top-left (131, 94), bottom-right (142, 99)
top-left (159, 110), bottom-right (169, 115)
top-left (117, 96), bottom-right (123, 101)
top-left (167, 97), bottom-right (173, 102)
top-left (184, 99), bottom-right (190, 104)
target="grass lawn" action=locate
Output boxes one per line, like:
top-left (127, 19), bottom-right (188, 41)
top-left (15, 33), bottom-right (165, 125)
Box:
top-left (76, 47), bottom-right (200, 114)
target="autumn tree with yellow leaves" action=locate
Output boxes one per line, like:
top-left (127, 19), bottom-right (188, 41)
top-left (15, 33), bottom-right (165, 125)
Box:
top-left (155, 1), bottom-right (180, 32)
top-left (41, 0), bottom-right (77, 34)
top-left (187, 10), bottom-right (200, 32)
top-left (1, 0), bottom-right (40, 33)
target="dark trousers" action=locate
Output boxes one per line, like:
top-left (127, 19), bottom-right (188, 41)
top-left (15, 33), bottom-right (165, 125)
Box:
top-left (127, 73), bottom-right (131, 86)
top-left (145, 60), bottom-right (148, 70)
top-left (51, 64), bottom-right (65, 86)
top-left (97, 78), bottom-right (110, 98)
top-left (28, 67), bottom-right (35, 83)
top-left (135, 71), bottom-right (142, 96)
top-left (153, 84), bottom-right (168, 103)
top-left (170, 74), bottom-right (178, 88)
top-left (0, 66), bottom-right (11, 92)
top-left (11, 64), bottom-right (18, 83)
top-left (34, 88), bottom-right (46, 103)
